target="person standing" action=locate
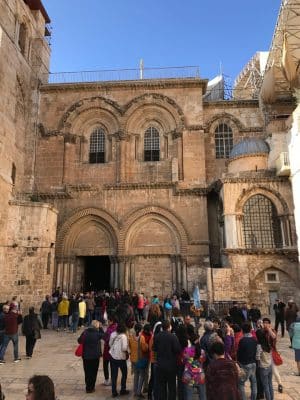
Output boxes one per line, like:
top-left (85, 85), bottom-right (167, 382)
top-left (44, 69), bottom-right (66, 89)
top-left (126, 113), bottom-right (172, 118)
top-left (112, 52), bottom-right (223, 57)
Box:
top-left (153, 319), bottom-right (181, 400)
top-left (109, 322), bottom-right (130, 397)
top-left (69, 294), bottom-right (79, 333)
top-left (57, 295), bottom-right (69, 331)
top-left (248, 303), bottom-right (261, 329)
top-left (0, 303), bottom-right (22, 363)
top-left (102, 315), bottom-right (117, 386)
top-left (22, 307), bottom-right (42, 359)
top-left (206, 341), bottom-right (241, 400)
top-left (285, 300), bottom-right (299, 345)
top-left (78, 320), bottom-right (104, 393)
top-left (78, 296), bottom-right (87, 328)
top-left (237, 322), bottom-right (257, 400)
top-left (289, 313), bottom-right (300, 376)
top-left (273, 299), bottom-right (286, 338)
top-left (40, 296), bottom-right (52, 329)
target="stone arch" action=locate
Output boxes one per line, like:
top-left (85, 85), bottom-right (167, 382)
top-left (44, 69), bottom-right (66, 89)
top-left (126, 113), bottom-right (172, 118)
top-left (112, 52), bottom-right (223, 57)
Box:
top-left (123, 93), bottom-right (185, 134)
top-left (56, 208), bottom-right (119, 258)
top-left (58, 96), bottom-right (123, 131)
top-left (204, 112), bottom-right (245, 132)
top-left (235, 186), bottom-right (289, 215)
top-left (119, 206), bottom-right (189, 255)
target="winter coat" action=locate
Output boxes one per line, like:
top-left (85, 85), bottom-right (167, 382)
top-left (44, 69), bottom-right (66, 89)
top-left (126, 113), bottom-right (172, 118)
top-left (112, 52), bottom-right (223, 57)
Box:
top-left (57, 299), bottom-right (69, 316)
top-left (78, 326), bottom-right (104, 360)
top-left (22, 313), bottom-right (42, 339)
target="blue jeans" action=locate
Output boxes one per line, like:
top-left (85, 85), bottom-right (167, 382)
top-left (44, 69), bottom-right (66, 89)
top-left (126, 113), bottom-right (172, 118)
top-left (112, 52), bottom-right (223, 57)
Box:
top-left (259, 366), bottom-right (273, 400)
top-left (0, 333), bottom-right (19, 360)
top-left (70, 312), bottom-right (79, 333)
top-left (184, 384), bottom-right (206, 400)
top-left (132, 363), bottom-right (146, 395)
top-left (238, 363), bottom-right (257, 400)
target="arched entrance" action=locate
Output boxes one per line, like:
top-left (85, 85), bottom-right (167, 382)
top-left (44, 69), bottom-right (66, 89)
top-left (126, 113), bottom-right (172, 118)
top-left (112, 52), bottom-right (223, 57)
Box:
top-left (55, 208), bottom-right (118, 293)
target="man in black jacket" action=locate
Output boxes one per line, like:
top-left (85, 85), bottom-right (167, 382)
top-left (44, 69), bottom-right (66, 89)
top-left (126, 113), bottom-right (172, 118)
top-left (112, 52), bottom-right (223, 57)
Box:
top-left (153, 319), bottom-right (181, 400)
top-left (273, 299), bottom-right (286, 337)
top-left (237, 322), bottom-right (258, 400)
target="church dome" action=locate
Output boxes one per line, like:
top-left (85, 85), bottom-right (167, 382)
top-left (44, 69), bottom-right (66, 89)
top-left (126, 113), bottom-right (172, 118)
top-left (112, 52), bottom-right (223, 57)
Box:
top-left (229, 138), bottom-right (269, 159)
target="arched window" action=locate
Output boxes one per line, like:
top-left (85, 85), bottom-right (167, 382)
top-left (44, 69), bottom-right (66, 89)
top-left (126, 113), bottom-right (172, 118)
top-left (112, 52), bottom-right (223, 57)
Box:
top-left (89, 128), bottom-right (105, 163)
top-left (243, 195), bottom-right (282, 249)
top-left (18, 23), bottom-right (27, 56)
top-left (215, 123), bottom-right (233, 158)
top-left (144, 126), bottom-right (160, 161)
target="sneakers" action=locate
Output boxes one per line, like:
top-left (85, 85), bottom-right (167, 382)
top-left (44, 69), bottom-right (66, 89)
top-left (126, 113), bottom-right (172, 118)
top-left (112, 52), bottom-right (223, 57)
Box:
top-left (103, 380), bottom-right (111, 386)
top-left (14, 358), bottom-right (21, 363)
top-left (120, 390), bottom-right (130, 396)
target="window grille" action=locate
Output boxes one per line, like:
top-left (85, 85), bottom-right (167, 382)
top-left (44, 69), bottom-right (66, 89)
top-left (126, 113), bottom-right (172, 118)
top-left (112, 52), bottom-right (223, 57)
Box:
top-left (89, 128), bottom-right (105, 163)
top-left (144, 127), bottom-right (160, 161)
top-left (243, 195), bottom-right (282, 249)
top-left (215, 123), bottom-right (233, 158)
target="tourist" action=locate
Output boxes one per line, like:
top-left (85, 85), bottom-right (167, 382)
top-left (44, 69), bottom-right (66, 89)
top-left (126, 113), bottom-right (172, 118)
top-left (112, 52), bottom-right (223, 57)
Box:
top-left (153, 319), bottom-right (181, 400)
top-left (273, 299), bottom-right (285, 338)
top-left (129, 323), bottom-right (148, 398)
top-left (78, 319), bottom-right (104, 393)
top-left (68, 294), bottom-right (79, 333)
top-left (248, 303), bottom-right (261, 329)
top-left (289, 312), bottom-right (300, 376)
top-left (147, 321), bottom-right (162, 400)
top-left (40, 296), bottom-right (52, 329)
top-left (285, 300), bottom-right (299, 345)
top-left (137, 293), bottom-right (145, 322)
top-left (0, 305), bottom-right (9, 356)
top-left (102, 314), bottom-right (117, 386)
top-left (237, 322), bottom-right (257, 400)
top-left (22, 307), bottom-right (42, 359)
top-left (147, 303), bottom-right (162, 329)
top-left (26, 375), bottom-right (56, 400)
top-left (109, 322), bottom-right (130, 397)
top-left (174, 324), bottom-right (188, 400)
top-left (256, 318), bottom-right (276, 400)
top-left (78, 296), bottom-right (86, 328)
top-left (206, 341), bottom-right (241, 400)
top-left (0, 303), bottom-right (22, 363)
top-left (57, 295), bottom-right (69, 331)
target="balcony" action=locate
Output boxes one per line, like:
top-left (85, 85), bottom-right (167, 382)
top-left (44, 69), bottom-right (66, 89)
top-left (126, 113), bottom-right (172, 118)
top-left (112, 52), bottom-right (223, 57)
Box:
top-left (275, 152), bottom-right (291, 176)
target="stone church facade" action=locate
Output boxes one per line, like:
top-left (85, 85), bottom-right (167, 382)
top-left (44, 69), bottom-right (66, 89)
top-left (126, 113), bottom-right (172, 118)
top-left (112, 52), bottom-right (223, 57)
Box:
top-left (1, 0), bottom-right (299, 312)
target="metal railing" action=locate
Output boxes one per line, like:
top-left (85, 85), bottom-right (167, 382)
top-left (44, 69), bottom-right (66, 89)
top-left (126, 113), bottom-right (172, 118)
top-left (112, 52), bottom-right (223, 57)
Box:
top-left (44, 66), bottom-right (201, 84)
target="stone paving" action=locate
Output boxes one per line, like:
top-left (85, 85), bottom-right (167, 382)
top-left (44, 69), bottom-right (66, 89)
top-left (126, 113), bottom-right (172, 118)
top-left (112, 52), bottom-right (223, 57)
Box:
top-left (0, 325), bottom-right (299, 400)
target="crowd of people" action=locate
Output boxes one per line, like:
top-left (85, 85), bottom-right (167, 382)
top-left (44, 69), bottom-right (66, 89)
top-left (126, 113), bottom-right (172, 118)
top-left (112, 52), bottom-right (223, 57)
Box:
top-left (0, 289), bottom-right (300, 399)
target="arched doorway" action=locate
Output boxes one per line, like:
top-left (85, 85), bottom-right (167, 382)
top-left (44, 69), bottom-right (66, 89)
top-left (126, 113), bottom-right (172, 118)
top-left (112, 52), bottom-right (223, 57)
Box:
top-left (56, 209), bottom-right (118, 293)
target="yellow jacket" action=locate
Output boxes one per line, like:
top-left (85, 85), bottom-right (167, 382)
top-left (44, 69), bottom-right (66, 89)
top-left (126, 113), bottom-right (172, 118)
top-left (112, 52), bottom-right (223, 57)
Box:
top-left (129, 333), bottom-right (148, 363)
top-left (57, 299), bottom-right (69, 316)
top-left (79, 300), bottom-right (86, 319)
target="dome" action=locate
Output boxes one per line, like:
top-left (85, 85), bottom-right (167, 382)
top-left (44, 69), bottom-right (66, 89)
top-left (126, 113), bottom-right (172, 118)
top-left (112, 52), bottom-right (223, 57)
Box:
top-left (229, 138), bottom-right (269, 159)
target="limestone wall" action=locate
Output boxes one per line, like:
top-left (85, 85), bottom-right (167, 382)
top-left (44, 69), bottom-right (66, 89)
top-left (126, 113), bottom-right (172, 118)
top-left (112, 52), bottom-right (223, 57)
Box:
top-left (0, 202), bottom-right (58, 311)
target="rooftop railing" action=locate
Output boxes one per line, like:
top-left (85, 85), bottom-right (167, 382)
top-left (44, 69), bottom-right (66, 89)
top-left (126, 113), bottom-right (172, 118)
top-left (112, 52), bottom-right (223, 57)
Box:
top-left (44, 66), bottom-right (201, 84)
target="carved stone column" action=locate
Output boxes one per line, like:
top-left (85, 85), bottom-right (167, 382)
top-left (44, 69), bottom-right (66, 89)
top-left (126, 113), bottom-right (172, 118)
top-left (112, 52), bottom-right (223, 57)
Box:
top-left (181, 257), bottom-right (187, 291)
top-left (110, 257), bottom-right (115, 289)
top-left (171, 255), bottom-right (177, 291)
top-left (114, 258), bottom-right (119, 289)
top-left (176, 256), bottom-right (182, 290)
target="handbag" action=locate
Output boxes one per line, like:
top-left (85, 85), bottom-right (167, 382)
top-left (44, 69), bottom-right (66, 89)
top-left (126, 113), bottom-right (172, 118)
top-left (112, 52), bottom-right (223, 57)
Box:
top-left (75, 332), bottom-right (86, 357)
top-left (272, 349), bottom-right (283, 366)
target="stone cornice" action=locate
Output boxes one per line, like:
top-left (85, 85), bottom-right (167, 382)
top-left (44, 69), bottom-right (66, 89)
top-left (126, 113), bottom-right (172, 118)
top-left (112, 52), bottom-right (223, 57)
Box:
top-left (174, 187), bottom-right (208, 196)
top-left (40, 78), bottom-right (208, 92)
top-left (104, 182), bottom-right (175, 190)
top-left (223, 248), bottom-right (298, 258)
top-left (186, 125), bottom-right (204, 131)
top-left (203, 99), bottom-right (259, 108)
top-left (222, 177), bottom-right (288, 184)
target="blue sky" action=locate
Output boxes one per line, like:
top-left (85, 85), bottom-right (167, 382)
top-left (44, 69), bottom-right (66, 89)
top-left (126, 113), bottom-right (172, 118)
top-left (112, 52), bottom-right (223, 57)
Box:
top-left (42, 0), bottom-right (281, 81)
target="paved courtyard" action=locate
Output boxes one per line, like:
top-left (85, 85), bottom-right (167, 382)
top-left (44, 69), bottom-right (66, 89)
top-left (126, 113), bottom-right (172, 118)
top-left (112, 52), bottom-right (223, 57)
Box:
top-left (0, 324), bottom-right (299, 400)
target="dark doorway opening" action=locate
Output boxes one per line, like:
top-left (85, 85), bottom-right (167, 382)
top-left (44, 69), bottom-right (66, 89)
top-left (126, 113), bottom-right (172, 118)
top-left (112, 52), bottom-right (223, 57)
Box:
top-left (83, 256), bottom-right (110, 291)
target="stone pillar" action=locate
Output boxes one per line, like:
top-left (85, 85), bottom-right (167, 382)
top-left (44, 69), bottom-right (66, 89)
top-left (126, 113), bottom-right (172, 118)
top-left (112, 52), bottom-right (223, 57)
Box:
top-left (181, 257), bottom-right (187, 291)
top-left (176, 256), bottom-right (182, 290)
top-left (118, 257), bottom-right (125, 290)
top-left (124, 257), bottom-right (130, 291)
top-left (130, 258), bottom-right (135, 292)
top-left (69, 262), bottom-right (74, 294)
top-left (171, 255), bottom-right (177, 291)
top-left (206, 266), bottom-right (214, 308)
top-left (110, 257), bottom-right (115, 289)
top-left (113, 258), bottom-right (119, 289)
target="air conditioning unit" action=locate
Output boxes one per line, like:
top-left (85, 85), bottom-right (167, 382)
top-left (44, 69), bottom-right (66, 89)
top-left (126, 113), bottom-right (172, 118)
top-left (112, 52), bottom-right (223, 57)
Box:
top-left (275, 152), bottom-right (290, 176)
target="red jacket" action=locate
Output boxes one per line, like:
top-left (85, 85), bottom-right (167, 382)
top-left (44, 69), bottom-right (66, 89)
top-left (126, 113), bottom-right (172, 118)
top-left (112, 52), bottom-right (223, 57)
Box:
top-left (4, 312), bottom-right (20, 335)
